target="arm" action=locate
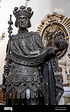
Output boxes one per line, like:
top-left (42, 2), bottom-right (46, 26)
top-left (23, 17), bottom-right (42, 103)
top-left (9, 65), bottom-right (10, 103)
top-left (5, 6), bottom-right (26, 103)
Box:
top-left (2, 41), bottom-right (12, 88)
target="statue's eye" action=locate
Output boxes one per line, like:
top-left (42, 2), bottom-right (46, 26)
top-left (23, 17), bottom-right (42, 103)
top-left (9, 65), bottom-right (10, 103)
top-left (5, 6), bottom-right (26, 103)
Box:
top-left (25, 17), bottom-right (28, 19)
top-left (18, 16), bottom-right (28, 20)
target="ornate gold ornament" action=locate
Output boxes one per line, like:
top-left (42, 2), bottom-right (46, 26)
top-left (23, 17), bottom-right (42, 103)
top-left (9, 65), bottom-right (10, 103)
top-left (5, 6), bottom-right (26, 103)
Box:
top-left (37, 12), bottom-right (70, 59)
top-left (0, 32), bottom-right (5, 40)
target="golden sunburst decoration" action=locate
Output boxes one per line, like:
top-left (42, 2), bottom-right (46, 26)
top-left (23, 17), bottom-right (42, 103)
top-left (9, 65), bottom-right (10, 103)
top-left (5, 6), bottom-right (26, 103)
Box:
top-left (61, 17), bottom-right (70, 34)
top-left (37, 12), bottom-right (70, 59)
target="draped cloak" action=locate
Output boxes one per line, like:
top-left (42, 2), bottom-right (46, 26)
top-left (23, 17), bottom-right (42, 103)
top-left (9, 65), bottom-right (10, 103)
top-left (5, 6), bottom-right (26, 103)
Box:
top-left (3, 30), bottom-right (64, 104)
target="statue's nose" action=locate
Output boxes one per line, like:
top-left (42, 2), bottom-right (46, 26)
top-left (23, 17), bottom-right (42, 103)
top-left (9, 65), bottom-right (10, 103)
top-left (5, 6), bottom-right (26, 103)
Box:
top-left (21, 19), bottom-right (24, 23)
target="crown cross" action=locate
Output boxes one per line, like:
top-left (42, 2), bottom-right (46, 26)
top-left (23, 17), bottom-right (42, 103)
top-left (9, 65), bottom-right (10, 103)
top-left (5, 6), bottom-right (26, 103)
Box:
top-left (25, 0), bottom-right (30, 7)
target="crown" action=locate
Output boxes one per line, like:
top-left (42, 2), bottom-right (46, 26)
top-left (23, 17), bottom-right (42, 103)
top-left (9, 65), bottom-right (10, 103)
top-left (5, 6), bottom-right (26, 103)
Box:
top-left (13, 5), bottom-right (33, 19)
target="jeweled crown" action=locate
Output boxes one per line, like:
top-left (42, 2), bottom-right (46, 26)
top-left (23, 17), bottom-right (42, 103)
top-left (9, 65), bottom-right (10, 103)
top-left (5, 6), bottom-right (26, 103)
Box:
top-left (13, 5), bottom-right (33, 19)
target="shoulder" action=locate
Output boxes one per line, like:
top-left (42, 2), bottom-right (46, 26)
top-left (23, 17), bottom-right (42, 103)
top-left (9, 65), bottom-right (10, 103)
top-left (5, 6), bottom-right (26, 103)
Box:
top-left (11, 34), bottom-right (17, 40)
top-left (29, 31), bottom-right (41, 38)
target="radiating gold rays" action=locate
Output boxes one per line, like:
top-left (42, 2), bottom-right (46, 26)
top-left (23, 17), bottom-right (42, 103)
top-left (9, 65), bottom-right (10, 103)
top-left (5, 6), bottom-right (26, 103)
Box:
top-left (37, 12), bottom-right (70, 37)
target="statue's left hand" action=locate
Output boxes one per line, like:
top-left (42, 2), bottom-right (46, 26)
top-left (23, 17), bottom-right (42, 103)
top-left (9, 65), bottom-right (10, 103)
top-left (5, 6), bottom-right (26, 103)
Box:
top-left (46, 47), bottom-right (56, 57)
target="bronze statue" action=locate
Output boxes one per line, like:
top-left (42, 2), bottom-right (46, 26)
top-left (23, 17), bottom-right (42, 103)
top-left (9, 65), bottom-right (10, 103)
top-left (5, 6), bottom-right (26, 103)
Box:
top-left (1, 5), bottom-right (68, 105)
